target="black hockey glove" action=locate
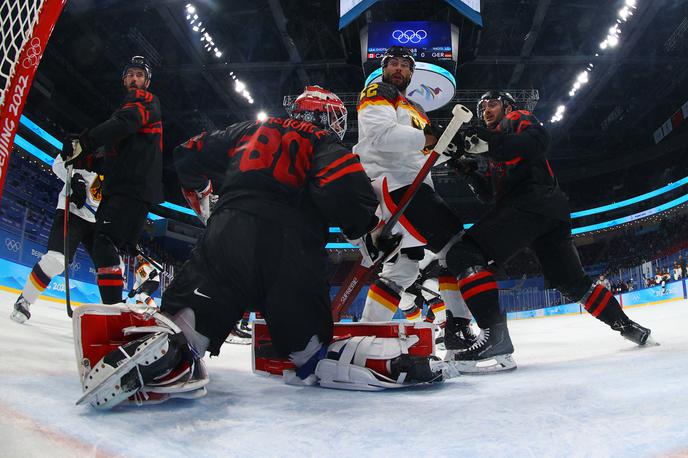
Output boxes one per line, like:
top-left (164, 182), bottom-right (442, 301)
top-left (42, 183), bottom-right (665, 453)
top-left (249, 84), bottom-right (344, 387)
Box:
top-left (347, 220), bottom-right (403, 268)
top-left (70, 173), bottom-right (88, 209)
top-left (60, 133), bottom-right (81, 162)
top-left (61, 130), bottom-right (94, 166)
top-left (449, 154), bottom-right (480, 175)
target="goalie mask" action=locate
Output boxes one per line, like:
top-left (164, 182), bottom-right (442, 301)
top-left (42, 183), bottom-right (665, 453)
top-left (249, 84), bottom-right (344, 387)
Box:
top-left (477, 90), bottom-right (517, 120)
top-left (286, 86), bottom-right (348, 140)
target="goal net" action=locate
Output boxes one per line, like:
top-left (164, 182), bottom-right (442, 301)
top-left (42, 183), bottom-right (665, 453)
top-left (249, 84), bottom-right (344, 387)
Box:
top-left (0, 0), bottom-right (66, 201)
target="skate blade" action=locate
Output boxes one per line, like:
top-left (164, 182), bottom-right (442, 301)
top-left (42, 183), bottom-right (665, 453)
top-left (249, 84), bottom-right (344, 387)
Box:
top-left (638, 336), bottom-right (660, 347)
top-left (455, 354), bottom-right (517, 375)
top-left (10, 310), bottom-right (28, 324)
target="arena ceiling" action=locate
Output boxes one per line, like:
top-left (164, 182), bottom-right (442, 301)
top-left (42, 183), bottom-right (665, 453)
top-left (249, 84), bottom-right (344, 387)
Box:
top-left (23, 0), bottom-right (688, 209)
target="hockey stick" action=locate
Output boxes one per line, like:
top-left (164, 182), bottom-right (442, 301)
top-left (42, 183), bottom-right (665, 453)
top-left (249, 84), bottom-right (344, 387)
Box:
top-left (64, 163), bottom-right (74, 318)
top-left (331, 105), bottom-right (473, 320)
top-left (417, 283), bottom-right (442, 299)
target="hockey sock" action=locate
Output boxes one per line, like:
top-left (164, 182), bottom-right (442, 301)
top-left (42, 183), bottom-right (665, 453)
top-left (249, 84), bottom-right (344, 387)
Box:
top-left (401, 303), bottom-right (422, 322)
top-left (439, 273), bottom-right (472, 320)
top-left (428, 298), bottom-right (447, 324)
top-left (97, 266), bottom-right (124, 304)
top-left (23, 264), bottom-right (52, 304)
top-left (582, 285), bottom-right (627, 327)
top-left (22, 251), bottom-right (64, 304)
top-left (362, 279), bottom-right (401, 321)
top-left (458, 270), bottom-right (502, 329)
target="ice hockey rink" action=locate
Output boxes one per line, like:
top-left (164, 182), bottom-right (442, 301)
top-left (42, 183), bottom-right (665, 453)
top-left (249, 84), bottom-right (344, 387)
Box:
top-left (0, 289), bottom-right (686, 458)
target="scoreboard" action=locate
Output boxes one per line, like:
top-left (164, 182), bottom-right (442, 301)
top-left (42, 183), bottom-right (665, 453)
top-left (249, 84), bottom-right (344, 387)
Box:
top-left (366, 21), bottom-right (453, 62)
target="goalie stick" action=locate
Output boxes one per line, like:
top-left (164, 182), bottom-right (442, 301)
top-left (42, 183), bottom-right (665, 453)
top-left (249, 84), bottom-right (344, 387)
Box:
top-left (331, 104), bottom-right (473, 320)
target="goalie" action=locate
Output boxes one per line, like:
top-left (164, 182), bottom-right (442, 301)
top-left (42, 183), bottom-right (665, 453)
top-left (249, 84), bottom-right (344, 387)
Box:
top-left (74, 85), bottom-right (459, 410)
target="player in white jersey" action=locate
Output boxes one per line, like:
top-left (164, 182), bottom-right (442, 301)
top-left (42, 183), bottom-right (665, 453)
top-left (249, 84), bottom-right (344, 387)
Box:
top-left (128, 254), bottom-right (160, 307)
top-left (10, 155), bottom-right (103, 323)
top-left (353, 46), bottom-right (466, 326)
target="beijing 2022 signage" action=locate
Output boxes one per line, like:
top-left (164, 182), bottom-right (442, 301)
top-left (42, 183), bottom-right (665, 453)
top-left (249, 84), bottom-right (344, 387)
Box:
top-left (366, 21), bottom-right (452, 61)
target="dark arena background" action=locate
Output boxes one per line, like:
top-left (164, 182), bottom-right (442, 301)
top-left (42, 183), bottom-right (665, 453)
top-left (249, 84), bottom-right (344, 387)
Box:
top-left (0, 0), bottom-right (687, 456)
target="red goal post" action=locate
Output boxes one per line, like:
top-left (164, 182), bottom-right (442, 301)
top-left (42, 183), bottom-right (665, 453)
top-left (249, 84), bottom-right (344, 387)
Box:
top-left (0, 0), bottom-right (67, 201)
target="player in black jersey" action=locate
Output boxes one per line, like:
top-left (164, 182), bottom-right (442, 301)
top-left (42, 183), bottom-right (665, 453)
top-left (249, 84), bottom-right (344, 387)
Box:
top-left (442, 91), bottom-right (652, 374)
top-left (61, 56), bottom-right (163, 305)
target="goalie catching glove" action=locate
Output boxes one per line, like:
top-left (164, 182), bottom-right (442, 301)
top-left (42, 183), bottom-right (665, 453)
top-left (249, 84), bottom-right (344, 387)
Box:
top-left (347, 218), bottom-right (402, 268)
top-left (181, 181), bottom-right (214, 225)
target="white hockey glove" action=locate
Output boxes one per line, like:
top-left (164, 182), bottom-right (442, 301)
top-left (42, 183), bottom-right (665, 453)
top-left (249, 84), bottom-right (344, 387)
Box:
top-left (348, 220), bottom-right (402, 268)
top-left (181, 181), bottom-right (213, 225)
top-left (464, 134), bottom-right (489, 154)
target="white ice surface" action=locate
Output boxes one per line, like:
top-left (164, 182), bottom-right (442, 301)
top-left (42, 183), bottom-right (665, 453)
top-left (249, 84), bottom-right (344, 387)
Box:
top-left (0, 290), bottom-right (687, 458)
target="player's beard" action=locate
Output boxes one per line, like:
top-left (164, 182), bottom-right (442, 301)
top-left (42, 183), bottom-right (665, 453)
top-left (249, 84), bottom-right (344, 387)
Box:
top-left (383, 72), bottom-right (411, 93)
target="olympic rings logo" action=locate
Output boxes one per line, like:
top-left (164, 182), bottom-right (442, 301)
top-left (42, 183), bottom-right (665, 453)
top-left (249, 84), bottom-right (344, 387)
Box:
top-left (392, 29), bottom-right (427, 44)
top-left (5, 238), bottom-right (21, 252)
top-left (72, 262), bottom-right (81, 271)
top-left (21, 37), bottom-right (42, 69)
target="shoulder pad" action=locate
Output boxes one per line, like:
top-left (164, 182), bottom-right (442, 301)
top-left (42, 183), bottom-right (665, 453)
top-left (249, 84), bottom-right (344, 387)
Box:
top-left (500, 110), bottom-right (542, 135)
top-left (357, 81), bottom-right (400, 108)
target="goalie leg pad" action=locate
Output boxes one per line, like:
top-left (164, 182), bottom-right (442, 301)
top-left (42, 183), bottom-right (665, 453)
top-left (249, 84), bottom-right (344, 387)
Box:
top-left (77, 331), bottom-right (175, 409)
top-left (314, 335), bottom-right (457, 390)
top-left (74, 305), bottom-right (209, 409)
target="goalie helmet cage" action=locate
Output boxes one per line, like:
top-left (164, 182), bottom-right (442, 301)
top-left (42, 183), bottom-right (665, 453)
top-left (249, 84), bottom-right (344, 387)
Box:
top-left (0, 0), bottom-right (67, 201)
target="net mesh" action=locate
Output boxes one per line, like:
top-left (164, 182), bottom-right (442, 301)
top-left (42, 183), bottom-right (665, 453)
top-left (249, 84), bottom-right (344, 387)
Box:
top-left (0, 0), bottom-right (43, 110)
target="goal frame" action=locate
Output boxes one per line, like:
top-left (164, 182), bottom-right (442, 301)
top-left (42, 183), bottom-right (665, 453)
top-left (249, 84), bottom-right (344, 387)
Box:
top-left (0, 0), bottom-right (67, 200)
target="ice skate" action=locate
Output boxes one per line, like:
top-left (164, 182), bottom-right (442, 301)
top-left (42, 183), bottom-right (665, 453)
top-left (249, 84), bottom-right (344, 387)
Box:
top-left (10, 295), bottom-right (31, 324)
top-left (612, 319), bottom-right (653, 346)
top-left (226, 321), bottom-right (252, 345)
top-left (443, 315), bottom-right (480, 352)
top-left (445, 321), bottom-right (516, 374)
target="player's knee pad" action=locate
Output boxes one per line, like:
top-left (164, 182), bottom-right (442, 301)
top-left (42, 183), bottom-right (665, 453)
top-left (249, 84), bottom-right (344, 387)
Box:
top-left (38, 250), bottom-right (65, 278)
top-left (380, 253), bottom-right (420, 291)
top-left (74, 304), bottom-right (209, 409)
top-left (444, 237), bottom-right (488, 278)
top-left (558, 275), bottom-right (593, 303)
top-left (92, 232), bottom-right (121, 267)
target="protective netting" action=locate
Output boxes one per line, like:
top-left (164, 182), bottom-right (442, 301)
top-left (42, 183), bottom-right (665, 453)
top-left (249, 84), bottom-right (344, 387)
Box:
top-left (0, 0), bottom-right (43, 110)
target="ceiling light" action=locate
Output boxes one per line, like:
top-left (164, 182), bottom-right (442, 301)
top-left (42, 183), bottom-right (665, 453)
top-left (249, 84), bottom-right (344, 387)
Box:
top-left (235, 80), bottom-right (246, 92)
top-left (257, 111), bottom-right (267, 121)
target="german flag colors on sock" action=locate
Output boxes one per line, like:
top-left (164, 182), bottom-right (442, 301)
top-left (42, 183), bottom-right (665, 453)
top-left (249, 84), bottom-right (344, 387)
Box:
top-left (367, 280), bottom-right (401, 312)
top-left (28, 265), bottom-right (51, 293)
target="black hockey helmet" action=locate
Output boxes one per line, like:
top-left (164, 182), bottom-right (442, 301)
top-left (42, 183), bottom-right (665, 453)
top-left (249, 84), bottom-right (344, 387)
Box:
top-left (477, 90), bottom-right (517, 118)
top-left (381, 46), bottom-right (415, 71)
top-left (122, 55), bottom-right (152, 81)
